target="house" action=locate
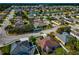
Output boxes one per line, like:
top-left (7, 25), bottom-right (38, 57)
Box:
top-left (33, 18), bottom-right (50, 29)
top-left (56, 32), bottom-right (69, 44)
top-left (71, 28), bottom-right (79, 39)
top-left (10, 40), bottom-right (36, 55)
top-left (36, 37), bottom-right (59, 53)
top-left (15, 16), bottom-right (24, 29)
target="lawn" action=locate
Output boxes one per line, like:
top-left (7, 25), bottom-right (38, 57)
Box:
top-left (54, 47), bottom-right (66, 55)
top-left (0, 45), bottom-right (11, 55)
top-left (0, 20), bottom-right (4, 24)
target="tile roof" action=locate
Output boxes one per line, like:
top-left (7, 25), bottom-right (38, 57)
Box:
top-left (36, 37), bottom-right (59, 49)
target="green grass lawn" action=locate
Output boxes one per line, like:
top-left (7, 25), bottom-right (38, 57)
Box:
top-left (0, 45), bottom-right (11, 55)
top-left (55, 47), bottom-right (66, 55)
top-left (0, 20), bottom-right (3, 23)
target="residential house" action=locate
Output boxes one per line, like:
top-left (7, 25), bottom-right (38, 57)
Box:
top-left (33, 18), bottom-right (50, 29)
top-left (10, 40), bottom-right (36, 55)
top-left (56, 32), bottom-right (69, 44)
top-left (15, 16), bottom-right (24, 29)
top-left (36, 36), bottom-right (59, 53)
top-left (71, 28), bottom-right (79, 39)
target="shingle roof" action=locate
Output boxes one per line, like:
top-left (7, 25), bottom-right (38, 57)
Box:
top-left (56, 32), bottom-right (69, 43)
top-left (10, 41), bottom-right (36, 55)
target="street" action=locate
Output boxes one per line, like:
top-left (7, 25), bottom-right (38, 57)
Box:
top-left (0, 25), bottom-right (59, 47)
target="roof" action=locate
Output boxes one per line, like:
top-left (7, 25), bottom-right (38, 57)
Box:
top-left (56, 32), bottom-right (69, 43)
top-left (36, 37), bottom-right (59, 49)
top-left (19, 37), bottom-right (29, 42)
top-left (40, 33), bottom-right (47, 38)
top-left (10, 41), bottom-right (36, 55)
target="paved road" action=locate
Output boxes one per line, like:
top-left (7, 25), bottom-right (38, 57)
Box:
top-left (0, 7), bottom-right (60, 47)
top-left (0, 26), bottom-right (59, 47)
top-left (0, 9), bottom-right (16, 47)
top-left (0, 9), bottom-right (15, 37)
top-left (0, 8), bottom-right (77, 47)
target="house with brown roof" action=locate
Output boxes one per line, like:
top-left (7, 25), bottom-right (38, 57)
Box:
top-left (36, 36), bottom-right (59, 54)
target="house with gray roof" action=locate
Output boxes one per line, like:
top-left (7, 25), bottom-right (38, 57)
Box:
top-left (10, 41), bottom-right (36, 55)
top-left (56, 32), bottom-right (69, 44)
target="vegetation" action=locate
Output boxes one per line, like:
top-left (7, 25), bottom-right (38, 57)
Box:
top-left (24, 22), bottom-right (33, 32)
top-left (64, 36), bottom-right (79, 55)
top-left (5, 11), bottom-right (34, 34)
top-left (22, 11), bottom-right (29, 20)
top-left (67, 36), bottom-right (79, 50)
top-left (56, 26), bottom-right (71, 34)
top-left (5, 25), bottom-right (15, 34)
top-left (47, 16), bottom-right (52, 22)
top-left (76, 21), bottom-right (79, 24)
top-left (5, 22), bottom-right (33, 34)
top-left (54, 47), bottom-right (66, 55)
top-left (0, 24), bottom-right (2, 27)
top-left (29, 36), bottom-right (37, 45)
top-left (10, 19), bottom-right (16, 24)
top-left (0, 20), bottom-right (4, 24)
top-left (55, 35), bottom-right (79, 55)
top-left (0, 4), bottom-right (11, 11)
top-left (44, 24), bottom-right (52, 29)
top-left (0, 45), bottom-right (11, 55)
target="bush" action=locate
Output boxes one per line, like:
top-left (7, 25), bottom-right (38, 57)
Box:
top-left (56, 26), bottom-right (71, 34)
top-left (0, 45), bottom-right (11, 55)
top-left (67, 36), bottom-right (79, 53)
top-left (54, 47), bottom-right (66, 55)
top-left (29, 36), bottom-right (37, 45)
top-left (5, 25), bottom-right (15, 34)
top-left (0, 20), bottom-right (4, 24)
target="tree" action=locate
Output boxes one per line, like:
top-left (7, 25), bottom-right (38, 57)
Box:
top-left (22, 11), bottom-right (29, 20)
top-left (0, 4), bottom-right (11, 11)
top-left (10, 19), bottom-right (16, 24)
top-left (47, 16), bottom-right (52, 22)
top-left (5, 25), bottom-right (15, 34)
top-left (67, 36), bottom-right (79, 51)
top-left (46, 24), bottom-right (52, 29)
top-left (0, 44), bottom-right (11, 55)
top-left (39, 9), bottom-right (43, 14)
top-left (65, 15), bottom-right (71, 18)
top-left (64, 26), bottom-right (71, 34)
top-left (29, 36), bottom-right (37, 45)
top-left (54, 47), bottom-right (66, 55)
top-left (56, 26), bottom-right (64, 34)
top-left (76, 40), bottom-right (79, 51)
top-left (0, 20), bottom-right (4, 24)
top-left (24, 22), bottom-right (33, 32)
top-left (56, 26), bottom-right (71, 34)
top-left (5, 25), bottom-right (13, 30)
